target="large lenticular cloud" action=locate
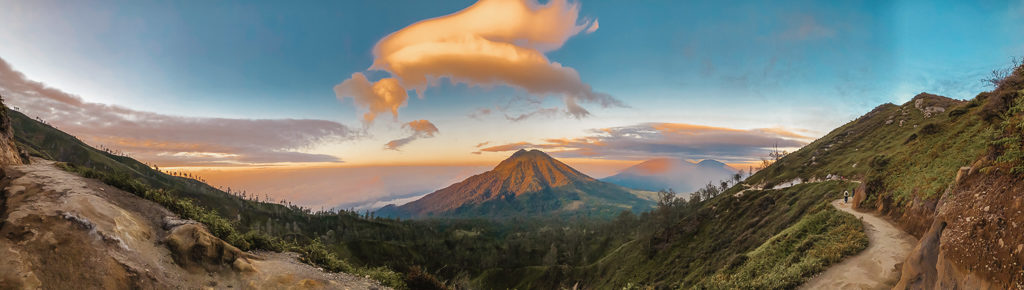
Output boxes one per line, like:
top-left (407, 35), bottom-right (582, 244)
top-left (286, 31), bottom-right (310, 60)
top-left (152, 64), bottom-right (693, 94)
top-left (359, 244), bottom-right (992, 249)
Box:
top-left (335, 0), bottom-right (620, 122)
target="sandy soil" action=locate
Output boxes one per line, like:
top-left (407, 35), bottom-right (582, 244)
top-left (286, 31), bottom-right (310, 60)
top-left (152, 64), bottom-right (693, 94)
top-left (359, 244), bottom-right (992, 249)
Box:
top-left (800, 199), bottom-right (918, 290)
top-left (0, 159), bottom-right (386, 289)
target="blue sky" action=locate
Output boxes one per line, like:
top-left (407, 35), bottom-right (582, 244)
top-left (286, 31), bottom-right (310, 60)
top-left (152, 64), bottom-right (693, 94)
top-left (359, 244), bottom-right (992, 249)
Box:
top-left (3, 0), bottom-right (1021, 122)
top-left (1, 0), bottom-right (1023, 208)
top-left (4, 0), bottom-right (1020, 121)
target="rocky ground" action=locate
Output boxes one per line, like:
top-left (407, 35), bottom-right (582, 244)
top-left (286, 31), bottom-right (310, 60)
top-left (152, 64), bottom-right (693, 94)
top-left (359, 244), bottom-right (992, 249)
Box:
top-left (0, 159), bottom-right (386, 290)
top-left (895, 166), bottom-right (1024, 289)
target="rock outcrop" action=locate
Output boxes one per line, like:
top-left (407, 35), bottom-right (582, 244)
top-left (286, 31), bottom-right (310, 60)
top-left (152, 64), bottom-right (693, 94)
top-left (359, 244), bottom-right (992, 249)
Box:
top-left (0, 95), bottom-right (27, 166)
top-left (895, 164), bottom-right (1024, 289)
top-left (0, 159), bottom-right (386, 289)
top-left (163, 222), bottom-right (256, 273)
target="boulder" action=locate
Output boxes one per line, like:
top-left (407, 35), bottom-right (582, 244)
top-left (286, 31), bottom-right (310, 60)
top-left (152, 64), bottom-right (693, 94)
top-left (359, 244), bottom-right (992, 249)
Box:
top-left (163, 223), bottom-right (253, 273)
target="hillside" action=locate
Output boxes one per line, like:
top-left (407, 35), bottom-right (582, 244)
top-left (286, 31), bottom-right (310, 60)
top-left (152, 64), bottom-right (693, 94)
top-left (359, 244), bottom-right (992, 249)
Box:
top-left (474, 63), bottom-right (1024, 289)
top-left (602, 158), bottom-right (737, 194)
top-left (4, 102), bottom-right (424, 288)
top-left (380, 149), bottom-right (656, 218)
top-left (0, 159), bottom-right (385, 289)
top-left (739, 63), bottom-right (1024, 288)
top-left (0, 99), bottom-right (387, 288)
top-left (5, 60), bottom-right (1021, 289)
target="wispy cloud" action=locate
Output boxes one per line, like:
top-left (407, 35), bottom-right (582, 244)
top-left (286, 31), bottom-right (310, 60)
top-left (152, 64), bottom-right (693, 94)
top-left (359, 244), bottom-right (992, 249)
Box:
top-left (477, 122), bottom-right (810, 163)
top-left (384, 119), bottom-right (439, 150)
top-left (0, 57), bottom-right (356, 166)
top-left (335, 0), bottom-right (621, 122)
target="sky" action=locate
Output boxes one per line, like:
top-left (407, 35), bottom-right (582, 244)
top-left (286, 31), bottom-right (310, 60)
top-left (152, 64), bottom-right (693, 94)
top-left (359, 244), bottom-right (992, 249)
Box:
top-left (1, 0), bottom-right (1022, 209)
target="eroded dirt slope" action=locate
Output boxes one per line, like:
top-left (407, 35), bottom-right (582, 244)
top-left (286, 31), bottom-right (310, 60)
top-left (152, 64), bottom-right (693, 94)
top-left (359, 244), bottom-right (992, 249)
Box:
top-left (0, 159), bottom-right (385, 289)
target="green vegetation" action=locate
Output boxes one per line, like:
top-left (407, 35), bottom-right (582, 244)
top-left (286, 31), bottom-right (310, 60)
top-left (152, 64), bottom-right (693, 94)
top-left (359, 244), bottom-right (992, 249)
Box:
top-left (12, 105), bottom-right (875, 289)
top-left (986, 59), bottom-right (1024, 174)
top-left (700, 207), bottom-right (867, 289)
top-left (567, 181), bottom-right (860, 288)
top-left (745, 92), bottom-right (991, 207)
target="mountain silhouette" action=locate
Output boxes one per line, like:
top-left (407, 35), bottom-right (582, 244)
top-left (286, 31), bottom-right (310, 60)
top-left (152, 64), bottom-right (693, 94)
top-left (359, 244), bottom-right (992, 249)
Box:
top-left (602, 158), bottom-right (737, 194)
top-left (379, 149), bottom-right (655, 218)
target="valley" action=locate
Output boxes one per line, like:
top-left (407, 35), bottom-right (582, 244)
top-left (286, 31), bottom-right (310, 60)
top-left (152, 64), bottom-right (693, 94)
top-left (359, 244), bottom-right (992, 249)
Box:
top-left (1, 1), bottom-right (1022, 289)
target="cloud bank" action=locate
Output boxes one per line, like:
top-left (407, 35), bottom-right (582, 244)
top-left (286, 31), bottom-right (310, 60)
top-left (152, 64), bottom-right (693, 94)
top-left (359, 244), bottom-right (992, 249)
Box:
top-left (335, 0), bottom-right (620, 122)
top-left (478, 122), bottom-right (810, 163)
top-left (0, 57), bottom-right (355, 166)
top-left (384, 119), bottom-right (439, 150)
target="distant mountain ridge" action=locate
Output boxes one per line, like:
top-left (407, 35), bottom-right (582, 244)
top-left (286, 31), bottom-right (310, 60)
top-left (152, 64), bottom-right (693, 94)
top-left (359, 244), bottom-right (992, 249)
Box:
top-left (378, 149), bottom-right (656, 218)
top-left (601, 157), bottom-right (737, 194)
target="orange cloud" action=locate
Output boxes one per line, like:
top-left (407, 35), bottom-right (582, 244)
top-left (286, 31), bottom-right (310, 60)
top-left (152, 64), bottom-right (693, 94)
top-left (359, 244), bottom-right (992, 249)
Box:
top-left (648, 123), bottom-right (746, 135)
top-left (752, 127), bottom-right (812, 140)
top-left (335, 0), bottom-right (620, 120)
top-left (477, 122), bottom-right (812, 164)
top-left (384, 119), bottom-right (439, 150)
top-left (480, 141), bottom-right (534, 152)
top-left (333, 73), bottom-right (409, 123)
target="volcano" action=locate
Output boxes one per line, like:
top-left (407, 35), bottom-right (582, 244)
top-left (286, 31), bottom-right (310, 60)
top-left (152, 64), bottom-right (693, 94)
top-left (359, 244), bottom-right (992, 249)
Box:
top-left (378, 149), bottom-right (656, 218)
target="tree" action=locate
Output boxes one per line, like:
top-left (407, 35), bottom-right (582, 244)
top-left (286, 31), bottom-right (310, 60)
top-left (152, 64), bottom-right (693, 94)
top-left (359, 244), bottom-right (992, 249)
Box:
top-left (983, 56), bottom-right (1023, 88)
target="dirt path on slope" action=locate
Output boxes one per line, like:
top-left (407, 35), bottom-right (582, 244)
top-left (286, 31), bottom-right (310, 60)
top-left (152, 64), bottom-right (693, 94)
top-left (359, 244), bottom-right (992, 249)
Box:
top-left (800, 199), bottom-right (917, 290)
top-left (1, 159), bottom-right (385, 289)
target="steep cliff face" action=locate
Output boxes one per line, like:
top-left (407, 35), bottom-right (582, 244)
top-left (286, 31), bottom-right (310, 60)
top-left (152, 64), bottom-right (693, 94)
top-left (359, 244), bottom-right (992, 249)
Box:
top-left (0, 95), bottom-right (26, 166)
top-left (896, 165), bottom-right (1024, 289)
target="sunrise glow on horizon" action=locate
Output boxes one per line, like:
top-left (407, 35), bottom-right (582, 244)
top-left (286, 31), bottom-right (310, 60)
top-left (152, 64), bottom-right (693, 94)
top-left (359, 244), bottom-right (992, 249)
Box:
top-left (2, 0), bottom-right (1021, 209)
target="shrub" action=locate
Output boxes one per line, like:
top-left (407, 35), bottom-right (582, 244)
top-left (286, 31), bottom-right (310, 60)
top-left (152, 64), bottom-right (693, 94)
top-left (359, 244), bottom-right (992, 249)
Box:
top-left (919, 123), bottom-right (942, 135)
top-left (299, 239), bottom-right (354, 273)
top-left (404, 266), bottom-right (447, 290)
top-left (241, 231), bottom-right (287, 252)
top-left (357, 266), bottom-right (408, 290)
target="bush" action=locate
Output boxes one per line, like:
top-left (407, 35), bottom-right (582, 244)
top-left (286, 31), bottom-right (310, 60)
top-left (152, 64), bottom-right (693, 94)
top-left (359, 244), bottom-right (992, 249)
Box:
top-left (919, 123), bottom-right (942, 135)
top-left (357, 266), bottom-right (408, 290)
top-left (404, 266), bottom-right (448, 290)
top-left (241, 231), bottom-right (287, 252)
top-left (299, 239), bottom-right (354, 273)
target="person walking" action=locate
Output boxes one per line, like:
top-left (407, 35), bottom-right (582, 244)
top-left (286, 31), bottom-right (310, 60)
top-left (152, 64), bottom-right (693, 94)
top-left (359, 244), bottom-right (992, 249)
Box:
top-left (844, 190), bottom-right (850, 203)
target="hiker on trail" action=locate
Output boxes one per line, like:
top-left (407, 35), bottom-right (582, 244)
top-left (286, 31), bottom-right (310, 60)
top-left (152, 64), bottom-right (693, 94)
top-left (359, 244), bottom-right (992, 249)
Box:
top-left (844, 190), bottom-right (850, 203)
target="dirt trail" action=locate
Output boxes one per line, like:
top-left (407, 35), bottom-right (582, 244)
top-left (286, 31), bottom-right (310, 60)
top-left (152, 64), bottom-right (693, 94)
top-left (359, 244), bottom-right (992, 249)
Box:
top-left (1, 159), bottom-right (385, 289)
top-left (800, 199), bottom-right (917, 290)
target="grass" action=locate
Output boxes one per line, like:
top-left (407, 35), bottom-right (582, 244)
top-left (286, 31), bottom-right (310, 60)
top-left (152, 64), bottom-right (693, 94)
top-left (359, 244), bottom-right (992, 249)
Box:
top-left (541, 181), bottom-right (862, 289)
top-left (747, 93), bottom-right (990, 207)
top-left (698, 206), bottom-right (868, 289)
